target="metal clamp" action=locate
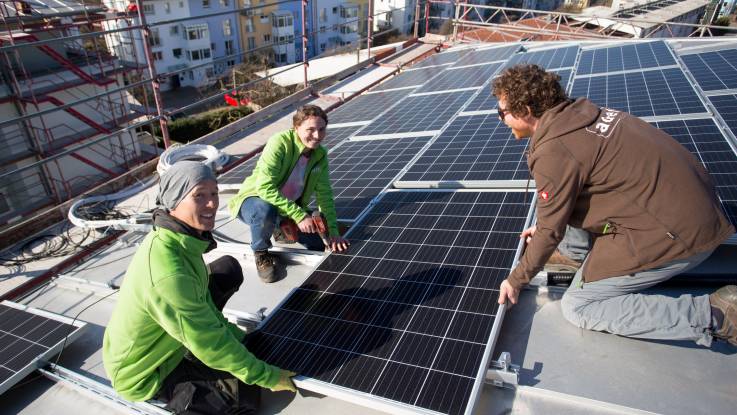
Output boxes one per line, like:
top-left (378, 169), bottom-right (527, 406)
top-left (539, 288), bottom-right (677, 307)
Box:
top-left (485, 352), bottom-right (519, 389)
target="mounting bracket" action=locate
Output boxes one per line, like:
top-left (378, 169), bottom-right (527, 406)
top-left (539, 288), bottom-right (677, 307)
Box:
top-left (484, 352), bottom-right (519, 389)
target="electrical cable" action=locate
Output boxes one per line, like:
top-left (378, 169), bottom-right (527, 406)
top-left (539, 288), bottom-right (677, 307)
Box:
top-left (156, 143), bottom-right (230, 175)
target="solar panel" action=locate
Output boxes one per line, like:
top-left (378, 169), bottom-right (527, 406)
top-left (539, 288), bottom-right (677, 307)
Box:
top-left (398, 115), bottom-right (528, 184)
top-left (246, 190), bottom-right (532, 415)
top-left (218, 125), bottom-right (360, 186)
top-left (452, 45), bottom-right (519, 67)
top-left (571, 68), bottom-right (706, 117)
top-left (330, 89), bottom-right (413, 124)
top-left (651, 118), bottom-right (737, 225)
top-left (355, 90), bottom-right (476, 137)
top-left (411, 48), bottom-right (471, 69)
top-left (505, 45), bottom-right (579, 70)
top-left (464, 69), bottom-right (573, 113)
top-left (327, 136), bottom-right (431, 220)
top-left (0, 301), bottom-right (87, 395)
top-left (681, 48), bottom-right (737, 91)
top-left (415, 63), bottom-right (503, 94)
top-left (710, 94), bottom-right (737, 139)
top-left (373, 66), bottom-right (446, 92)
top-left (577, 41), bottom-right (676, 75)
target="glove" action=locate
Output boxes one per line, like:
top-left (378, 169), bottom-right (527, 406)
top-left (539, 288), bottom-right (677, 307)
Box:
top-left (269, 369), bottom-right (297, 392)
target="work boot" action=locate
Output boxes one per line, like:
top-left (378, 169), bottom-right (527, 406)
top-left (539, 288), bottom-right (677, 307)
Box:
top-left (254, 250), bottom-right (277, 283)
top-left (544, 249), bottom-right (582, 273)
top-left (710, 285), bottom-right (737, 346)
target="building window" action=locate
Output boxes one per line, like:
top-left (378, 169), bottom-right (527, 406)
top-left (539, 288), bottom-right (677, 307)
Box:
top-left (202, 0), bottom-right (210, 8)
top-left (223, 19), bottom-right (232, 36)
top-left (225, 39), bottom-right (234, 55)
top-left (189, 71), bottom-right (194, 80)
top-left (164, 2), bottom-right (170, 13)
top-left (179, 0), bottom-right (184, 7)
top-left (187, 48), bottom-right (212, 61)
top-left (263, 34), bottom-right (271, 43)
top-left (149, 29), bottom-right (161, 47)
top-left (220, 0), bottom-right (229, 5)
top-left (320, 43), bottom-right (326, 52)
top-left (143, 4), bottom-right (155, 14)
top-left (247, 36), bottom-right (256, 50)
top-left (332, 7), bottom-right (337, 14)
top-left (227, 59), bottom-right (235, 66)
top-left (152, 51), bottom-right (163, 61)
top-left (320, 8), bottom-right (327, 22)
top-left (173, 48), bottom-right (182, 58)
top-left (206, 67), bottom-right (214, 78)
top-left (245, 18), bottom-right (254, 32)
top-left (211, 42), bottom-right (216, 51)
top-left (186, 25), bottom-right (208, 40)
top-left (272, 15), bottom-right (293, 28)
top-left (169, 25), bottom-right (179, 36)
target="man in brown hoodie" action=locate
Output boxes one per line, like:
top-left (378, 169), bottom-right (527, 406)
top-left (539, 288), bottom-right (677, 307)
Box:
top-left (493, 64), bottom-right (737, 347)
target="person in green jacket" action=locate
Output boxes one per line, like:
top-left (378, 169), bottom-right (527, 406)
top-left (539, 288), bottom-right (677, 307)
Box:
top-left (228, 105), bottom-right (349, 282)
top-left (103, 160), bottom-right (296, 414)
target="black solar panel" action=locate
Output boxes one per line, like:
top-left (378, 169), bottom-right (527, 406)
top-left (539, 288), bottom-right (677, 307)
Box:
top-left (0, 302), bottom-right (86, 395)
top-left (328, 136), bottom-right (431, 220)
top-left (452, 45), bottom-right (519, 67)
top-left (681, 49), bottom-right (737, 91)
top-left (571, 68), bottom-right (706, 117)
top-left (710, 94), bottom-right (737, 139)
top-left (464, 69), bottom-right (573, 113)
top-left (399, 115), bottom-right (528, 183)
top-left (246, 190), bottom-right (532, 415)
top-left (651, 119), bottom-right (737, 225)
top-left (330, 89), bottom-right (412, 124)
top-left (355, 90), bottom-right (476, 137)
top-left (218, 126), bottom-right (360, 186)
top-left (373, 66), bottom-right (445, 91)
top-left (416, 62), bottom-right (503, 93)
top-left (412, 48), bottom-right (471, 69)
top-left (577, 41), bottom-right (676, 75)
top-left (505, 45), bottom-right (579, 70)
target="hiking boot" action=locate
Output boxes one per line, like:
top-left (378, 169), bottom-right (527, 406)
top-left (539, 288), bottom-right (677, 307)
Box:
top-left (255, 250), bottom-right (277, 283)
top-left (710, 285), bottom-right (737, 346)
top-left (544, 249), bottom-right (582, 273)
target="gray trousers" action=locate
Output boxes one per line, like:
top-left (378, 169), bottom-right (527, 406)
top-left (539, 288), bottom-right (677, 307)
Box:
top-left (558, 226), bottom-right (715, 346)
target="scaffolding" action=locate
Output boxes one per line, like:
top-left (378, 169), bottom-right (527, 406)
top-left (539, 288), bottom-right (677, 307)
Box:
top-left (0, 0), bottom-right (735, 249)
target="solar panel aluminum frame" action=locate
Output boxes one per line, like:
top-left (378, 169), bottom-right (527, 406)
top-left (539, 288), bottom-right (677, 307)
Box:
top-left (254, 188), bottom-right (536, 415)
top-left (0, 301), bottom-right (88, 396)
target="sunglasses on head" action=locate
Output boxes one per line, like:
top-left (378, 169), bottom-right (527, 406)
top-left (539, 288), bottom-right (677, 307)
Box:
top-left (497, 106), bottom-right (508, 120)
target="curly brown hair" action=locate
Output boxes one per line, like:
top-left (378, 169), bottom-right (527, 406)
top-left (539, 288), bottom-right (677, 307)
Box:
top-left (492, 64), bottom-right (568, 118)
top-left (293, 104), bottom-right (328, 128)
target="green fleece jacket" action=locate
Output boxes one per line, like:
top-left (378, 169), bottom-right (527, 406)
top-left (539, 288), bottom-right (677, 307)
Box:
top-left (227, 129), bottom-right (340, 236)
top-left (102, 226), bottom-right (280, 401)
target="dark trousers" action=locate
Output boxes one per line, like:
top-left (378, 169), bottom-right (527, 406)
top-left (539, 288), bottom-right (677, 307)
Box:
top-left (155, 255), bottom-right (262, 415)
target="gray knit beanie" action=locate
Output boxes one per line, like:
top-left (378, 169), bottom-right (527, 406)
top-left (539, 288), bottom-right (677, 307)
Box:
top-left (156, 161), bottom-right (217, 211)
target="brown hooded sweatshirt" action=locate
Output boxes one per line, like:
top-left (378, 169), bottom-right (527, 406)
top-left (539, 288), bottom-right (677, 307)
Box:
top-left (506, 98), bottom-right (734, 289)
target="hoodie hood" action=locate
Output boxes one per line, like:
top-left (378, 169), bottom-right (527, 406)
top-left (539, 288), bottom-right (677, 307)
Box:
top-left (530, 98), bottom-right (601, 153)
top-left (152, 209), bottom-right (217, 253)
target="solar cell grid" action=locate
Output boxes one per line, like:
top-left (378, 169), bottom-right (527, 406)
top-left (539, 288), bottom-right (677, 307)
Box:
top-left (328, 136), bottom-right (431, 220)
top-left (0, 303), bottom-right (84, 394)
top-left (505, 45), bottom-right (579, 70)
top-left (464, 69), bottom-right (572, 112)
top-left (652, 118), bottom-right (737, 225)
top-left (356, 90), bottom-right (476, 136)
top-left (330, 89), bottom-right (412, 124)
top-left (416, 63), bottom-right (502, 93)
top-left (399, 114), bottom-right (528, 183)
top-left (710, 94), bottom-right (737, 139)
top-left (571, 68), bottom-right (706, 117)
top-left (246, 190), bottom-right (531, 415)
top-left (681, 49), bottom-right (737, 91)
top-left (452, 45), bottom-right (519, 67)
top-left (577, 41), bottom-right (675, 75)
top-left (373, 66), bottom-right (445, 91)
top-left (411, 49), bottom-right (471, 69)
top-left (217, 126), bottom-right (360, 186)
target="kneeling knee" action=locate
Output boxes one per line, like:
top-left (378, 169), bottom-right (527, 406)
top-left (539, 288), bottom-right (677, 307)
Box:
top-left (560, 292), bottom-right (586, 328)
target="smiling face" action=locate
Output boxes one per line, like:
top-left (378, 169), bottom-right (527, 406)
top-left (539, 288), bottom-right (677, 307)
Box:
top-left (498, 96), bottom-right (537, 140)
top-left (169, 179), bottom-right (219, 233)
top-left (295, 116), bottom-right (327, 150)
